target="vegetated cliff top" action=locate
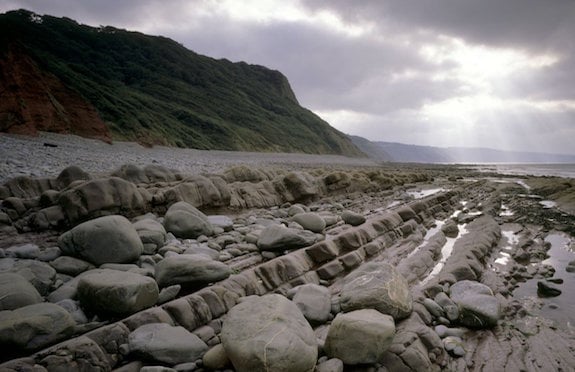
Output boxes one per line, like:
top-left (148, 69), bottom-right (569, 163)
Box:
top-left (0, 9), bottom-right (364, 156)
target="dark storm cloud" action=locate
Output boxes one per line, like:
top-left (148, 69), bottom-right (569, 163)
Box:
top-left (303, 0), bottom-right (575, 51)
top-left (166, 17), bottom-right (461, 114)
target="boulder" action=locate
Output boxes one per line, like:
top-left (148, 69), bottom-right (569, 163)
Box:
top-left (133, 218), bottom-right (166, 254)
top-left (292, 213), bottom-right (326, 233)
top-left (58, 177), bottom-right (148, 223)
top-left (340, 262), bottom-right (412, 320)
top-left (155, 254), bottom-right (230, 288)
top-left (128, 323), bottom-right (208, 365)
top-left (77, 269), bottom-right (159, 315)
top-left (449, 280), bottom-right (501, 328)
top-left (224, 165), bottom-right (269, 183)
top-left (163, 201), bottom-right (213, 239)
top-left (162, 175), bottom-right (229, 208)
top-left (143, 165), bottom-right (179, 182)
top-left (324, 309), bottom-right (395, 365)
top-left (203, 344), bottom-right (231, 370)
top-left (341, 210), bottom-right (365, 226)
top-left (111, 164), bottom-right (149, 184)
top-left (221, 294), bottom-right (317, 372)
top-left (0, 258), bottom-right (56, 296)
top-left (292, 284), bottom-right (332, 324)
top-left (441, 221), bottom-right (459, 238)
top-left (49, 256), bottom-right (95, 276)
top-left (56, 165), bottom-right (91, 189)
top-left (257, 224), bottom-right (317, 252)
top-left (58, 215), bottom-right (144, 266)
top-left (280, 172), bottom-right (319, 201)
top-left (0, 303), bottom-right (75, 350)
top-left (0, 273), bottom-right (42, 310)
top-left (208, 215), bottom-right (234, 232)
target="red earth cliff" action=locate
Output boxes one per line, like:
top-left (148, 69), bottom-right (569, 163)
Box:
top-left (0, 47), bottom-right (111, 142)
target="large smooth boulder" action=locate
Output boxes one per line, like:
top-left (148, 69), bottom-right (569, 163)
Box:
top-left (257, 225), bottom-right (317, 252)
top-left (292, 284), bottom-right (332, 324)
top-left (128, 323), bottom-right (208, 365)
top-left (58, 215), bottom-right (144, 266)
top-left (325, 309), bottom-right (395, 365)
top-left (449, 280), bottom-right (501, 328)
top-left (155, 254), bottom-right (231, 288)
top-left (0, 273), bottom-right (43, 310)
top-left (163, 202), bottom-right (213, 239)
top-left (77, 269), bottom-right (159, 315)
top-left (58, 177), bottom-right (148, 223)
top-left (292, 213), bottom-right (326, 233)
top-left (221, 294), bottom-right (317, 372)
top-left (340, 262), bottom-right (412, 320)
top-left (0, 258), bottom-right (56, 296)
top-left (0, 303), bottom-right (75, 350)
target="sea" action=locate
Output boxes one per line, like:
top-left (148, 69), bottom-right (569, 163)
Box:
top-left (464, 163), bottom-right (575, 179)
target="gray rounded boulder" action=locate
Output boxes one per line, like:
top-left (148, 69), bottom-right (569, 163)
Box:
top-left (221, 294), bottom-right (317, 372)
top-left (292, 212), bottom-right (326, 233)
top-left (128, 323), bottom-right (208, 365)
top-left (163, 202), bottom-right (214, 239)
top-left (292, 284), bottom-right (332, 324)
top-left (77, 269), bottom-right (159, 315)
top-left (449, 280), bottom-right (501, 328)
top-left (0, 273), bottom-right (43, 310)
top-left (340, 262), bottom-right (412, 320)
top-left (257, 224), bottom-right (317, 252)
top-left (58, 215), bottom-right (144, 266)
top-left (341, 210), bottom-right (366, 226)
top-left (0, 303), bottom-right (75, 351)
top-left (325, 309), bottom-right (395, 365)
top-left (155, 254), bottom-right (231, 288)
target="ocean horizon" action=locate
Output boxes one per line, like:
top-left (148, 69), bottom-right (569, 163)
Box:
top-left (465, 163), bottom-right (575, 179)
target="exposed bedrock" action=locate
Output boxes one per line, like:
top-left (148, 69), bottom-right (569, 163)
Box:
top-left (0, 163), bottom-right (434, 234)
top-left (1, 168), bottom-right (574, 371)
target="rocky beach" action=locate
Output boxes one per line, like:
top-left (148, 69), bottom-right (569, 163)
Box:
top-left (1, 133), bottom-right (575, 372)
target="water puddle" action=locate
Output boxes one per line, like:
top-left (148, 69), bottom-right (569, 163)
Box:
top-left (516, 180), bottom-right (531, 190)
top-left (500, 204), bottom-right (514, 217)
top-left (491, 230), bottom-right (519, 270)
top-left (513, 233), bottom-right (575, 330)
top-left (407, 220), bottom-right (445, 259)
top-left (420, 224), bottom-right (469, 285)
top-left (502, 230), bottom-right (519, 246)
top-left (407, 188), bottom-right (445, 199)
top-left (494, 252), bottom-right (511, 265)
top-left (539, 200), bottom-right (557, 209)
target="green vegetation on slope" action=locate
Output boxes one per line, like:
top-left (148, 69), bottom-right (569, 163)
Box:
top-left (0, 9), bottom-right (363, 156)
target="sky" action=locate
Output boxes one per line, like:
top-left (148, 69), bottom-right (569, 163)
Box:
top-left (2, 0), bottom-right (575, 155)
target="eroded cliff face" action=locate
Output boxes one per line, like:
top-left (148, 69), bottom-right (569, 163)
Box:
top-left (0, 47), bottom-right (111, 142)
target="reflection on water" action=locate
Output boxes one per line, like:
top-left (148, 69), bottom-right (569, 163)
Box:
top-left (539, 200), bottom-right (557, 209)
top-left (471, 163), bottom-right (575, 179)
top-left (513, 233), bottom-right (575, 330)
top-left (420, 224), bottom-right (469, 285)
top-left (407, 188), bottom-right (445, 199)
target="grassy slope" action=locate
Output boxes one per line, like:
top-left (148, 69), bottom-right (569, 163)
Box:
top-left (0, 10), bottom-right (363, 156)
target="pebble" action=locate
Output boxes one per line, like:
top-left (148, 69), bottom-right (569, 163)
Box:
top-left (0, 132), bottom-right (377, 184)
